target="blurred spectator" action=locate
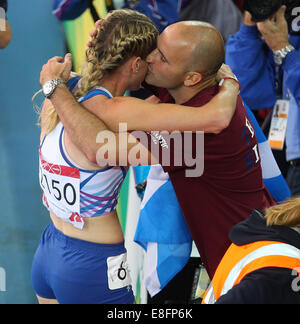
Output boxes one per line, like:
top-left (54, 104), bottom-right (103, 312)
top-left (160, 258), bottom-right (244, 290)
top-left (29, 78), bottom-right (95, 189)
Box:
top-left (202, 197), bottom-right (300, 304)
top-left (179, 0), bottom-right (243, 43)
top-left (123, 0), bottom-right (180, 33)
top-left (0, 0), bottom-right (11, 49)
top-left (233, 0), bottom-right (244, 12)
top-left (226, 5), bottom-right (300, 195)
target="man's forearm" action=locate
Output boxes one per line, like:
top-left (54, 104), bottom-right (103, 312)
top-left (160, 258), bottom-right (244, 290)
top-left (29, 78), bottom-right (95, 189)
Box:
top-left (49, 84), bottom-right (110, 162)
top-left (100, 79), bottom-right (239, 134)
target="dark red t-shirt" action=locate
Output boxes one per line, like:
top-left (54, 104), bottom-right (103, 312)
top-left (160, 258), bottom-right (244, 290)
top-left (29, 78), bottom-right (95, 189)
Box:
top-left (141, 84), bottom-right (276, 278)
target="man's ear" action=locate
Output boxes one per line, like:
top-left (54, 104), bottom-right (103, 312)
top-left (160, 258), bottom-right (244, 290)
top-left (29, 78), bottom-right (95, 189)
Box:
top-left (131, 57), bottom-right (142, 73)
top-left (184, 72), bottom-right (203, 87)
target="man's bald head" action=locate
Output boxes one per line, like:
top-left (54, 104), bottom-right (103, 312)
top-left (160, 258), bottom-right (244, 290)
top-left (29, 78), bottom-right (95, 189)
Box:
top-left (164, 21), bottom-right (225, 79)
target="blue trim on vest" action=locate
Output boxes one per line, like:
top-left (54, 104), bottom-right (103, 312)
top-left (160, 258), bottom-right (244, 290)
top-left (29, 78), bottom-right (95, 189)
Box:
top-left (67, 76), bottom-right (81, 92)
top-left (40, 136), bottom-right (47, 149)
top-left (59, 126), bottom-right (113, 174)
top-left (79, 89), bottom-right (112, 102)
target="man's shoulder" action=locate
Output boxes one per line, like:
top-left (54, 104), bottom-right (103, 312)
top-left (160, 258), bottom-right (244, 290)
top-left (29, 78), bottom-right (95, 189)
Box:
top-left (184, 85), bottom-right (219, 108)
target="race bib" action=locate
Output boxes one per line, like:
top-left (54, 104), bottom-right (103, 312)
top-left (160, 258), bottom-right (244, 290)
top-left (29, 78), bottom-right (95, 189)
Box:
top-left (107, 253), bottom-right (132, 290)
top-left (39, 150), bottom-right (81, 217)
top-left (268, 100), bottom-right (290, 151)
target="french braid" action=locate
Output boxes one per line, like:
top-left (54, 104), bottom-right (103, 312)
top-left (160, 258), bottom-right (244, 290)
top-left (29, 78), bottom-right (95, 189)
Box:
top-left (42, 9), bottom-right (158, 134)
top-left (74, 9), bottom-right (158, 100)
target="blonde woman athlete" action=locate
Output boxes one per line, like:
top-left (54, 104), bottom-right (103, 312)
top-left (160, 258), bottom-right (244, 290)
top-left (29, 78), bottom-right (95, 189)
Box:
top-left (32, 9), bottom-right (240, 304)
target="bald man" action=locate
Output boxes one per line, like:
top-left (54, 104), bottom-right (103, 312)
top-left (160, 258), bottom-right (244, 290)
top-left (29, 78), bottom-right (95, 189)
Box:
top-left (39, 21), bottom-right (276, 279)
top-left (145, 22), bottom-right (226, 102)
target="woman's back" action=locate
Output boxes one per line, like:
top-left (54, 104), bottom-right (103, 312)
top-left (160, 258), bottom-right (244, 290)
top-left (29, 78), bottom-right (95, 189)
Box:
top-left (39, 80), bottom-right (126, 244)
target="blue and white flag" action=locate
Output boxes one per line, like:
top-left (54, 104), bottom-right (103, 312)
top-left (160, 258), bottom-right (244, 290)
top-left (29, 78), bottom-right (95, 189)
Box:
top-left (244, 104), bottom-right (291, 203)
top-left (134, 104), bottom-right (291, 297)
top-left (134, 165), bottom-right (192, 297)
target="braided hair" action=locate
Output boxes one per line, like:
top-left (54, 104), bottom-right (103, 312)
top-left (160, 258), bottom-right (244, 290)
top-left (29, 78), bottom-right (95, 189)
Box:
top-left (74, 9), bottom-right (158, 100)
top-left (43, 9), bottom-right (158, 134)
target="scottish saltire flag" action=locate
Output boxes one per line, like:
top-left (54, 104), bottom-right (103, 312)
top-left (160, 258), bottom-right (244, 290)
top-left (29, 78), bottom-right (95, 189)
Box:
top-left (132, 166), bottom-right (151, 200)
top-left (134, 165), bottom-right (192, 297)
top-left (134, 103), bottom-right (291, 297)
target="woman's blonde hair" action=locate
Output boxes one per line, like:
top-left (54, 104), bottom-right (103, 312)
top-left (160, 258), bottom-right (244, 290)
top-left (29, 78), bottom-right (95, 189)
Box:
top-left (264, 196), bottom-right (300, 227)
top-left (41, 9), bottom-right (158, 134)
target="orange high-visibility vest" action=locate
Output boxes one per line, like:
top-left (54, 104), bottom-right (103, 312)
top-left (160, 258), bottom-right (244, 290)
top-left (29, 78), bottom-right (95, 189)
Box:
top-left (202, 241), bottom-right (300, 304)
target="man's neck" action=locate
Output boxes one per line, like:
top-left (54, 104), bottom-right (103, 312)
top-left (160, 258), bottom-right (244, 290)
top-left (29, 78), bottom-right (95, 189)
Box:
top-left (169, 77), bottom-right (217, 104)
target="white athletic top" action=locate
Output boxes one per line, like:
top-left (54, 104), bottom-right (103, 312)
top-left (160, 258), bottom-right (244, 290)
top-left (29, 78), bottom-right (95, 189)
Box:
top-left (39, 78), bottom-right (126, 229)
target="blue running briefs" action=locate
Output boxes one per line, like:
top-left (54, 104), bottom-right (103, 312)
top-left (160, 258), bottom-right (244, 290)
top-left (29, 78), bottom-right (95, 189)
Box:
top-left (31, 223), bottom-right (135, 304)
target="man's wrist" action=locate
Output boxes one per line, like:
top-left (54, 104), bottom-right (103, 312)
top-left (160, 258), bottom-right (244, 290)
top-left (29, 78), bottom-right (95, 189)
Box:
top-left (41, 76), bottom-right (64, 87)
top-left (42, 78), bottom-right (65, 99)
top-left (49, 82), bottom-right (69, 99)
top-left (273, 43), bottom-right (295, 65)
top-left (271, 40), bottom-right (290, 52)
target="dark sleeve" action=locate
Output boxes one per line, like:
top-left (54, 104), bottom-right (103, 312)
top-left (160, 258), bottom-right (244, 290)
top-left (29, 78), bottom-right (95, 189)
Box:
top-left (215, 268), bottom-right (300, 304)
top-left (225, 24), bottom-right (277, 110)
top-left (0, 0), bottom-right (7, 12)
top-left (282, 38), bottom-right (300, 106)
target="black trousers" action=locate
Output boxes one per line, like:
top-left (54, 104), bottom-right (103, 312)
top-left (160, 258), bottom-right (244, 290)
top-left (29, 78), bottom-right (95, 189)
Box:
top-left (286, 165), bottom-right (300, 196)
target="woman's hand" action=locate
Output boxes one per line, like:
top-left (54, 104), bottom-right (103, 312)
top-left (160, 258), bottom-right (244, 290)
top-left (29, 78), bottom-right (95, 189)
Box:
top-left (216, 64), bottom-right (241, 94)
top-left (216, 64), bottom-right (236, 83)
top-left (86, 19), bottom-right (103, 47)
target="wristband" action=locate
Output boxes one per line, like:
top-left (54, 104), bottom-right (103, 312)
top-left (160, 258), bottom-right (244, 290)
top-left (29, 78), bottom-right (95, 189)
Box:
top-left (222, 77), bottom-right (241, 93)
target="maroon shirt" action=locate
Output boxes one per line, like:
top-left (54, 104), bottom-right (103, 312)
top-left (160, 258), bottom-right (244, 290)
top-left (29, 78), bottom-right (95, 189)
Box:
top-left (142, 84), bottom-right (276, 278)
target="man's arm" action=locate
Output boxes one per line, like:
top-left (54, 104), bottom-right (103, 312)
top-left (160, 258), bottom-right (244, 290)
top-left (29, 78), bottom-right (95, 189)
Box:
top-left (40, 55), bottom-right (238, 166)
top-left (93, 64), bottom-right (240, 134)
top-left (47, 82), bottom-right (157, 166)
top-left (96, 83), bottom-right (237, 134)
top-left (257, 6), bottom-right (300, 107)
top-left (226, 11), bottom-right (277, 110)
top-left (41, 55), bottom-right (240, 134)
top-left (256, 5), bottom-right (300, 106)
top-left (40, 56), bottom-right (156, 166)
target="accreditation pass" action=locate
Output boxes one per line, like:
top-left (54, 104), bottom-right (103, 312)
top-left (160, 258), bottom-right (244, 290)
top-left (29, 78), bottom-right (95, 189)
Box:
top-left (268, 99), bottom-right (290, 150)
